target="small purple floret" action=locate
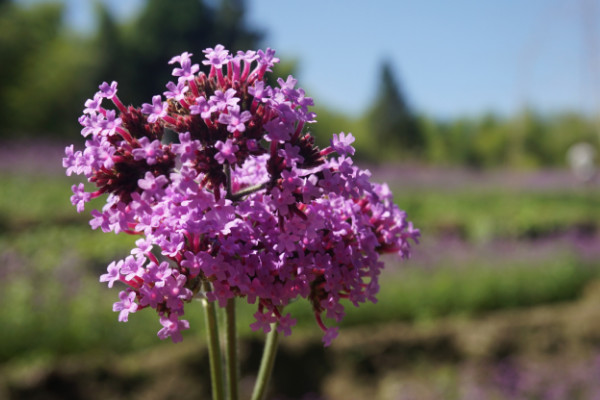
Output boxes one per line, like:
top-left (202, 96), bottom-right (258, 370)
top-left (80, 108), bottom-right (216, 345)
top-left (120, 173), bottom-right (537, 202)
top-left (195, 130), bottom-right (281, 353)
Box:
top-left (141, 95), bottom-right (168, 123)
top-left (158, 314), bottom-right (190, 343)
top-left (202, 45), bottom-right (230, 68)
top-left (98, 81), bottom-right (118, 99)
top-left (331, 132), bottom-right (356, 156)
top-left (214, 139), bottom-right (239, 164)
top-left (218, 106), bottom-right (252, 133)
top-left (113, 290), bottom-right (138, 322)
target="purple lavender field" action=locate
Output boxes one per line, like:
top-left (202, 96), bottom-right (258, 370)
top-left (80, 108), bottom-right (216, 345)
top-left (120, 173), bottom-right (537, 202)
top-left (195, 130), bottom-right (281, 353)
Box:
top-left (1, 141), bottom-right (600, 400)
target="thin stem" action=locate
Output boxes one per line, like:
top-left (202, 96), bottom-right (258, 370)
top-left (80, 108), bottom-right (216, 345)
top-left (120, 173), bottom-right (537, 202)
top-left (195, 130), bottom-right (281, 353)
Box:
top-left (250, 323), bottom-right (280, 400)
top-left (230, 182), bottom-right (267, 202)
top-left (224, 163), bottom-right (233, 199)
top-left (224, 163), bottom-right (267, 202)
top-left (202, 280), bottom-right (225, 400)
top-left (225, 298), bottom-right (239, 400)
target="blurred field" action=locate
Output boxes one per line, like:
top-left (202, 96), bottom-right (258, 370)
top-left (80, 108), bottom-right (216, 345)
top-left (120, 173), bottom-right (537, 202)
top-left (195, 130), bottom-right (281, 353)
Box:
top-left (1, 142), bottom-right (599, 399)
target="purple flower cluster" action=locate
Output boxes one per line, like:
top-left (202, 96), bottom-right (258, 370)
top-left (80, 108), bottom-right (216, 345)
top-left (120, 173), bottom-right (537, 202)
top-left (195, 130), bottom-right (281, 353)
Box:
top-left (63, 45), bottom-right (419, 345)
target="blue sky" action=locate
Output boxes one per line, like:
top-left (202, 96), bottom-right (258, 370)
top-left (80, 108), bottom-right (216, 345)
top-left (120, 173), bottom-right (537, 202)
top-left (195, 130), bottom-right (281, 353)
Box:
top-left (19, 0), bottom-right (600, 118)
top-left (246, 0), bottom-right (599, 117)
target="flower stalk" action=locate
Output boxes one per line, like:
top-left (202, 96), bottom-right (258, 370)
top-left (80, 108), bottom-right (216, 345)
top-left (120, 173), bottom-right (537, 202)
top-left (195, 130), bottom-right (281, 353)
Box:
top-left (202, 280), bottom-right (225, 400)
top-left (251, 324), bottom-right (280, 400)
top-left (225, 298), bottom-right (239, 400)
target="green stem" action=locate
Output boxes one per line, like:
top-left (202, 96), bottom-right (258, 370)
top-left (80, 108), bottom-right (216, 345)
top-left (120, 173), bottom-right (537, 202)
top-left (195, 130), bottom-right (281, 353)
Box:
top-left (224, 163), bottom-right (233, 199)
top-left (225, 298), bottom-right (239, 400)
top-left (230, 182), bottom-right (267, 201)
top-left (250, 323), bottom-right (280, 400)
top-left (202, 280), bottom-right (225, 400)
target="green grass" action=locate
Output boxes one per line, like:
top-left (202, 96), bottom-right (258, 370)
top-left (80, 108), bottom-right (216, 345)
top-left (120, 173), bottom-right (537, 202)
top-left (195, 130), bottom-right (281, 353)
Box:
top-left (0, 173), bottom-right (598, 362)
top-left (0, 176), bottom-right (79, 228)
top-left (339, 256), bottom-right (595, 326)
top-left (394, 188), bottom-right (600, 242)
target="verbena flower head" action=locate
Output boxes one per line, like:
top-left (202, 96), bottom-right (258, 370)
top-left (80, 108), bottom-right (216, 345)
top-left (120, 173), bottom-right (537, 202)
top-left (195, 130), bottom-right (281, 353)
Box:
top-left (63, 45), bottom-right (420, 346)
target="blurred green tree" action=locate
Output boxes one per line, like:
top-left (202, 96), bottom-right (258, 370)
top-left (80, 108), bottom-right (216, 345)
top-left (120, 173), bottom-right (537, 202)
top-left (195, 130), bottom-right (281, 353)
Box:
top-left (469, 113), bottom-right (510, 168)
top-left (366, 60), bottom-right (424, 160)
top-left (417, 114), bottom-right (447, 165)
top-left (92, 2), bottom-right (126, 87)
top-left (518, 109), bottom-right (551, 167)
top-left (0, 1), bottom-right (64, 136)
top-left (0, 0), bottom-right (262, 139)
top-left (549, 112), bottom-right (600, 166)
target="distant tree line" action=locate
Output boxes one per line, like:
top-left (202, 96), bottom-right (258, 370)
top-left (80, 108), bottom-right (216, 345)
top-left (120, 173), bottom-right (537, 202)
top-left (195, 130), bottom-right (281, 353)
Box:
top-left (1, 0), bottom-right (598, 168)
top-left (0, 0), bottom-right (262, 139)
top-left (310, 62), bottom-right (600, 168)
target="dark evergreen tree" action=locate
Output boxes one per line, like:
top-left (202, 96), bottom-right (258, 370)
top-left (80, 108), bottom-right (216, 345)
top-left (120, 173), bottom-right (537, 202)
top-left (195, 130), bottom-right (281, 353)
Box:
top-left (93, 2), bottom-right (125, 85)
top-left (214, 0), bottom-right (263, 51)
top-left (368, 61), bottom-right (424, 157)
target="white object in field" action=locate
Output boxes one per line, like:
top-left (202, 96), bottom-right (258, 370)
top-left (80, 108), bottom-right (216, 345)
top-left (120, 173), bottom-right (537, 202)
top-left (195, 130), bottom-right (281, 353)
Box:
top-left (566, 142), bottom-right (597, 182)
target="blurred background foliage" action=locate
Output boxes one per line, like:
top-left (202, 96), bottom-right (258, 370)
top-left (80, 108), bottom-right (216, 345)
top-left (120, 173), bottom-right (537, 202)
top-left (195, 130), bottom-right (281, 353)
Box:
top-left (0, 0), bottom-right (263, 138)
top-left (1, 0), bottom-right (599, 168)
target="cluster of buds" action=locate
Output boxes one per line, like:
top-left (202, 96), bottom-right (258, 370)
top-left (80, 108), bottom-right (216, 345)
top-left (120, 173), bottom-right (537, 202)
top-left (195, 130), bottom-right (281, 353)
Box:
top-left (63, 45), bottom-right (419, 345)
